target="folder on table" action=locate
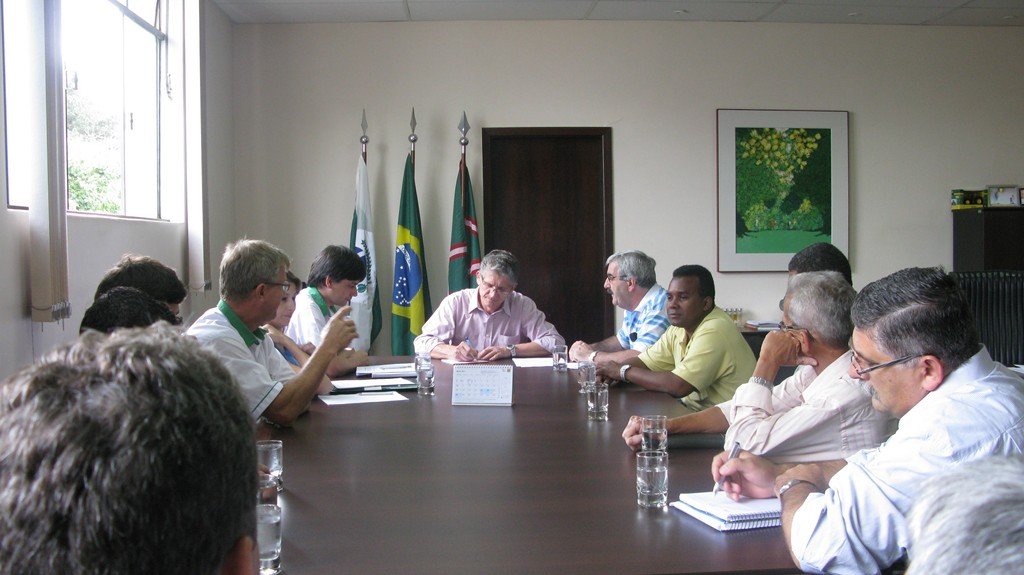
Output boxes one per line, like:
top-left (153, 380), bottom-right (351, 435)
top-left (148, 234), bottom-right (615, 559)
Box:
top-left (670, 491), bottom-right (781, 531)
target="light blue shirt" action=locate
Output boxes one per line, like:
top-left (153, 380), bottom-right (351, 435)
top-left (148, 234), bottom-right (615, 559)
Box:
top-left (617, 284), bottom-right (669, 352)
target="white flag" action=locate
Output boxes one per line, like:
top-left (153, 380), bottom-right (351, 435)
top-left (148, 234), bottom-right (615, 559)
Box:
top-left (348, 155), bottom-right (380, 351)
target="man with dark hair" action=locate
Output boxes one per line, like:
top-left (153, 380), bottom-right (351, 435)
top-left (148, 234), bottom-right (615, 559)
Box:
top-left (79, 286), bottom-right (179, 333)
top-left (187, 239), bottom-right (358, 426)
top-left (286, 245), bottom-right (369, 377)
top-left (597, 264), bottom-right (755, 411)
top-left (569, 250), bottom-right (669, 364)
top-left (713, 267), bottom-right (1024, 575)
top-left (788, 242), bottom-right (852, 285)
top-left (94, 254), bottom-right (188, 318)
top-left (0, 325), bottom-right (258, 574)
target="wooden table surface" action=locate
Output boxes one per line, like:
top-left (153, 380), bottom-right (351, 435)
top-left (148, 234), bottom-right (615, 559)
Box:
top-left (262, 357), bottom-right (799, 574)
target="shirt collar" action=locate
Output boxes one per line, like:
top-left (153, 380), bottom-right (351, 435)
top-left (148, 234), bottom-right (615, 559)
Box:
top-left (308, 285), bottom-right (337, 318)
top-left (218, 299), bottom-right (266, 347)
top-left (470, 287), bottom-right (511, 316)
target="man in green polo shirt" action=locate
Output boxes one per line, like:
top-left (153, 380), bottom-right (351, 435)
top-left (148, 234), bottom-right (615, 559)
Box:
top-left (596, 264), bottom-right (755, 412)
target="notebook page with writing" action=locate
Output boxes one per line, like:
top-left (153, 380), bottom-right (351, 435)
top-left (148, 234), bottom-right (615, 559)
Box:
top-left (677, 492), bottom-right (781, 522)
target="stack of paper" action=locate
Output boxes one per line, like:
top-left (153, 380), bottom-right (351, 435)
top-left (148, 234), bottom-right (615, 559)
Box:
top-left (670, 492), bottom-right (781, 531)
top-left (355, 363), bottom-right (416, 378)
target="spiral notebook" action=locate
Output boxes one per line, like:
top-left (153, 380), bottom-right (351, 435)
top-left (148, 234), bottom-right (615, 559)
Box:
top-left (670, 492), bottom-right (781, 531)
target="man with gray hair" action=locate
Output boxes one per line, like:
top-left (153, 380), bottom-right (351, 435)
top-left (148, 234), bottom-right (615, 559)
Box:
top-left (713, 267), bottom-right (1024, 575)
top-left (0, 325), bottom-right (258, 574)
top-left (622, 271), bottom-right (893, 461)
top-left (569, 250), bottom-right (669, 364)
top-left (188, 239), bottom-right (358, 426)
top-left (906, 455), bottom-right (1024, 575)
top-left (415, 249), bottom-right (564, 361)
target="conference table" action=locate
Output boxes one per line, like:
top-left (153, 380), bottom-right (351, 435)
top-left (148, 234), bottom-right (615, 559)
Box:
top-left (260, 357), bottom-right (800, 574)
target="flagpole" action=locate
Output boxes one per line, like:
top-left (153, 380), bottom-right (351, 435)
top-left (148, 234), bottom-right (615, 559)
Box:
top-left (458, 111), bottom-right (469, 206)
top-left (408, 107), bottom-right (417, 164)
top-left (360, 109), bottom-right (368, 162)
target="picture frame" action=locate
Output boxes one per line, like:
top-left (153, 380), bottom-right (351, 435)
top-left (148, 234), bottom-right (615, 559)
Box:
top-left (717, 109), bottom-right (849, 272)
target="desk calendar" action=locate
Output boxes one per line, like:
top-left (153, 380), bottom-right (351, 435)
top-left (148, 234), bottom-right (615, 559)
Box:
top-left (451, 364), bottom-right (514, 406)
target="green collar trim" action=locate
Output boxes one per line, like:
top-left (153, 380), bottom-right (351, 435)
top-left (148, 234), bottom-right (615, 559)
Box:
top-left (218, 300), bottom-right (266, 347)
top-left (308, 285), bottom-right (337, 318)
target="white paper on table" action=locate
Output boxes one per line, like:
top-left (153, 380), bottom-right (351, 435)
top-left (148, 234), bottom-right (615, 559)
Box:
top-left (442, 358), bottom-right (491, 365)
top-left (318, 391), bottom-right (408, 406)
top-left (511, 357), bottom-right (552, 368)
top-left (331, 378), bottom-right (415, 391)
top-left (355, 363), bottom-right (416, 378)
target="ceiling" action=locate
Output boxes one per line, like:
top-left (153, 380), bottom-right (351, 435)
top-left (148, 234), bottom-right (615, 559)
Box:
top-left (212, 0), bottom-right (1024, 27)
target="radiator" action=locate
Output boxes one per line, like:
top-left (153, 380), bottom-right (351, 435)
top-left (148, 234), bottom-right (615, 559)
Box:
top-left (951, 271), bottom-right (1024, 367)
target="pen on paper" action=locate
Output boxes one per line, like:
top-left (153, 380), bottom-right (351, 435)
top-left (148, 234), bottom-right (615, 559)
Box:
top-left (712, 441), bottom-right (742, 496)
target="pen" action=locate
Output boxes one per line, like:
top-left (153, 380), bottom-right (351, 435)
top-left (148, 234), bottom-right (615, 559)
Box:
top-left (712, 441), bottom-right (742, 496)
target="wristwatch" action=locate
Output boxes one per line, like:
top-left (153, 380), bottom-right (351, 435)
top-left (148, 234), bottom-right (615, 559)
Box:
top-left (749, 376), bottom-right (773, 389)
top-left (777, 478), bottom-right (816, 498)
top-left (588, 350), bottom-right (599, 362)
top-left (507, 344), bottom-right (517, 358)
top-left (619, 364), bottom-right (632, 382)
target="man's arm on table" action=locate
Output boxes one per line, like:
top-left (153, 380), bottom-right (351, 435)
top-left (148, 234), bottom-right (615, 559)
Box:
top-left (622, 406), bottom-right (729, 450)
top-left (570, 336), bottom-right (639, 364)
top-left (325, 349), bottom-right (369, 378)
top-left (600, 357), bottom-right (697, 397)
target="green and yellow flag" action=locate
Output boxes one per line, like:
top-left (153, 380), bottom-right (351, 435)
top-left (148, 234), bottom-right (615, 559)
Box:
top-left (391, 152), bottom-right (431, 354)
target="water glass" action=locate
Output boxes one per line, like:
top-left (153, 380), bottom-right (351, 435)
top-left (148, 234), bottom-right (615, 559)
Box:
top-left (636, 451), bottom-right (668, 508)
top-left (257, 472), bottom-right (278, 506)
top-left (552, 344), bottom-right (568, 372)
top-left (415, 352), bottom-right (435, 396)
top-left (576, 360), bottom-right (596, 394)
top-left (586, 382), bottom-right (609, 421)
top-left (256, 503), bottom-right (282, 575)
top-left (640, 415), bottom-right (668, 452)
top-left (257, 440), bottom-right (284, 491)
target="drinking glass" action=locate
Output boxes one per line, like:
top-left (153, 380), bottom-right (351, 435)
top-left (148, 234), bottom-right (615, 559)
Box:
top-left (636, 451), bottom-right (668, 508)
top-left (576, 360), bottom-right (596, 394)
top-left (257, 472), bottom-right (278, 506)
top-left (415, 352), bottom-right (435, 396)
top-left (256, 503), bottom-right (282, 575)
top-left (552, 345), bottom-right (568, 372)
top-left (586, 382), bottom-right (609, 421)
top-left (640, 415), bottom-right (668, 452)
top-left (257, 440), bottom-right (284, 491)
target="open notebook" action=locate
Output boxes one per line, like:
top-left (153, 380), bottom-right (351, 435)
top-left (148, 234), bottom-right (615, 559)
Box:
top-left (670, 492), bottom-right (781, 532)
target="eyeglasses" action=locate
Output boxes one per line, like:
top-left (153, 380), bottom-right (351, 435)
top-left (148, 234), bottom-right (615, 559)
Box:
top-left (263, 281), bottom-right (292, 294)
top-left (850, 350), bottom-right (923, 378)
top-left (778, 321), bottom-right (806, 333)
top-left (605, 274), bottom-right (628, 282)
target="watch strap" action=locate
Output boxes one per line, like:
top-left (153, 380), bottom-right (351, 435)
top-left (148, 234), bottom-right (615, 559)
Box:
top-left (619, 364), bottom-right (631, 382)
top-left (777, 478), bottom-right (816, 498)
top-left (749, 376), bottom-right (773, 389)
top-left (507, 344), bottom-right (517, 358)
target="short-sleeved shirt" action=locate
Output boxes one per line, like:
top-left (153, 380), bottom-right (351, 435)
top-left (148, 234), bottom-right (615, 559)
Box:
top-left (187, 301), bottom-right (294, 418)
top-left (617, 284), bottom-right (669, 352)
top-left (638, 307), bottom-right (755, 411)
top-left (286, 286), bottom-right (336, 347)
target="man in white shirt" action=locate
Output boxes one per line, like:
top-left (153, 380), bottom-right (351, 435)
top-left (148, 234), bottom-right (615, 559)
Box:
top-left (713, 267), bottom-right (1024, 575)
top-left (286, 245), bottom-right (369, 377)
top-left (188, 239), bottom-right (357, 426)
top-left (569, 250), bottom-right (669, 364)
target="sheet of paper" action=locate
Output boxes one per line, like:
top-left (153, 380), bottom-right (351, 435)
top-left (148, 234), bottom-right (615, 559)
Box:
top-left (319, 391), bottom-right (408, 406)
top-left (511, 357), bottom-right (552, 368)
top-left (355, 363), bottom-right (416, 378)
top-left (332, 378), bottom-right (414, 391)
top-left (442, 358), bottom-right (491, 365)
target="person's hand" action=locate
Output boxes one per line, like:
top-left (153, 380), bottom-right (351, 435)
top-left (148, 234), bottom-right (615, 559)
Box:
top-left (711, 450), bottom-right (780, 501)
top-left (300, 342), bottom-right (316, 355)
top-left (262, 324), bottom-right (289, 347)
top-left (569, 340), bottom-right (593, 362)
top-left (339, 349), bottom-right (369, 366)
top-left (321, 306), bottom-right (358, 355)
top-left (453, 341), bottom-right (478, 362)
top-left (595, 359), bottom-right (622, 381)
top-left (760, 330), bottom-right (817, 368)
top-left (477, 345), bottom-right (506, 361)
top-left (622, 415), bottom-right (643, 451)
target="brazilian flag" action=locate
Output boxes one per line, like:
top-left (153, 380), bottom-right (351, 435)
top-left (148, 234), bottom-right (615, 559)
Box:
top-left (447, 156), bottom-right (481, 293)
top-left (391, 152), bottom-right (432, 355)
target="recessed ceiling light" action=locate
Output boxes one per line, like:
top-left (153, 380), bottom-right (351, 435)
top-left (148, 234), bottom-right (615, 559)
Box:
top-left (675, 10), bottom-right (688, 15)
top-left (847, 12), bottom-right (861, 17)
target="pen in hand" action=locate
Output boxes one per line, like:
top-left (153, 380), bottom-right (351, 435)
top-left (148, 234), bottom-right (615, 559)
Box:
top-left (712, 441), bottom-right (742, 496)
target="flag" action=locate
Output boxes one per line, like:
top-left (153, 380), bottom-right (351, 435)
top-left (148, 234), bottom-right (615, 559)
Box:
top-left (391, 152), bottom-right (432, 355)
top-left (348, 155), bottom-right (381, 351)
top-left (448, 157), bottom-right (481, 294)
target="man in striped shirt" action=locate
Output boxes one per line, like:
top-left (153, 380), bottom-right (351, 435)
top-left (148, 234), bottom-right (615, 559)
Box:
top-left (569, 250), bottom-right (669, 364)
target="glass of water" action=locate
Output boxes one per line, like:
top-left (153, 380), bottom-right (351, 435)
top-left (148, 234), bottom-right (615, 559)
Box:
top-left (576, 360), bottom-right (596, 394)
top-left (256, 503), bottom-right (282, 575)
top-left (636, 451), bottom-right (668, 508)
top-left (257, 440), bottom-right (283, 491)
top-left (552, 345), bottom-right (568, 372)
top-left (415, 352), bottom-right (435, 396)
top-left (586, 382), bottom-right (609, 421)
top-left (640, 415), bottom-right (668, 452)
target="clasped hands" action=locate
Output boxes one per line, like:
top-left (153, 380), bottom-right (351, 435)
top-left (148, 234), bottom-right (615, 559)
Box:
top-left (452, 341), bottom-right (511, 362)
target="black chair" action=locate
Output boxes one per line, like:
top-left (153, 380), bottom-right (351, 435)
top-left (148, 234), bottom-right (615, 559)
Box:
top-left (951, 270), bottom-right (1024, 366)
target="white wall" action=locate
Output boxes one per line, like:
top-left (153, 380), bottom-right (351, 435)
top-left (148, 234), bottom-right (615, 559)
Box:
top-left (229, 20), bottom-right (1024, 352)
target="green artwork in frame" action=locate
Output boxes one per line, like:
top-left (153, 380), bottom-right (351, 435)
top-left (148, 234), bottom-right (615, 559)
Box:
top-left (718, 110), bottom-right (849, 272)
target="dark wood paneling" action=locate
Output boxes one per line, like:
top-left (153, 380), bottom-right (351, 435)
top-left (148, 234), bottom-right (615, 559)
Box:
top-left (953, 209), bottom-right (1024, 272)
top-left (482, 128), bottom-right (614, 344)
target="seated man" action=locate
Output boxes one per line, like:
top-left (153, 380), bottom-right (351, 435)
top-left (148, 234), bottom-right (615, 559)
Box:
top-left (79, 286), bottom-right (179, 333)
top-left (0, 325), bottom-right (258, 574)
top-left (94, 253), bottom-right (188, 320)
top-left (622, 271), bottom-right (894, 461)
top-left (906, 455), bottom-right (1024, 575)
top-left (187, 239), bottom-right (357, 426)
top-left (713, 267), bottom-right (1024, 575)
top-left (788, 242), bottom-right (853, 285)
top-left (415, 249), bottom-right (564, 361)
top-left (286, 245), bottom-right (369, 376)
top-left (597, 265), bottom-right (755, 411)
top-left (569, 250), bottom-right (669, 364)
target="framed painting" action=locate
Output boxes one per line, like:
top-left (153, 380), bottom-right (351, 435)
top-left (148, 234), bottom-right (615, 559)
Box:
top-left (717, 109), bottom-right (849, 272)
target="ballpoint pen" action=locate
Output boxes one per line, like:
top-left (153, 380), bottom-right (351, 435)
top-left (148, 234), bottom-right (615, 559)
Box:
top-left (712, 441), bottom-right (742, 496)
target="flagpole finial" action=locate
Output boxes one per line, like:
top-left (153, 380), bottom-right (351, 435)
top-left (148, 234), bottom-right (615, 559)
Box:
top-left (360, 109), bottom-right (369, 145)
top-left (408, 108), bottom-right (418, 145)
top-left (458, 111), bottom-right (470, 147)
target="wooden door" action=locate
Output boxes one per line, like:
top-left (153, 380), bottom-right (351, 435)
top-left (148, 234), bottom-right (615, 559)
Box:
top-left (482, 128), bottom-right (614, 345)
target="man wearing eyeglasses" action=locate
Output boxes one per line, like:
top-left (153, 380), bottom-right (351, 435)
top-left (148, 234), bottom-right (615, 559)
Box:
top-left (568, 250), bottom-right (669, 365)
top-left (713, 267), bottom-right (1024, 575)
top-left (286, 245), bottom-right (370, 377)
top-left (415, 250), bottom-right (563, 361)
top-left (188, 239), bottom-right (358, 427)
